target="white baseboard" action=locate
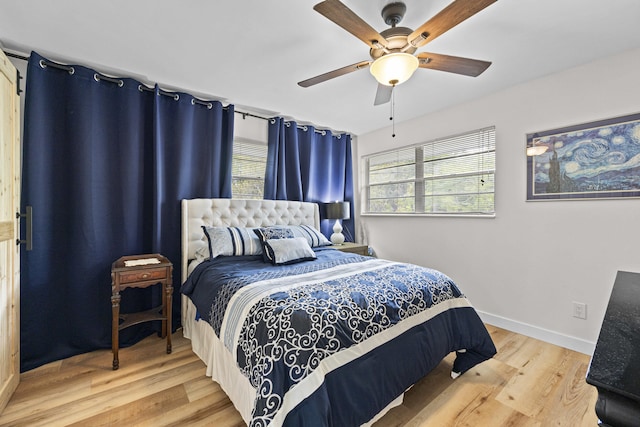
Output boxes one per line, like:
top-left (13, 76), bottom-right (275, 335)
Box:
top-left (477, 310), bottom-right (596, 356)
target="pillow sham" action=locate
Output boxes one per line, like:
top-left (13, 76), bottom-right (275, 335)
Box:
top-left (194, 245), bottom-right (210, 262)
top-left (202, 226), bottom-right (263, 258)
top-left (255, 224), bottom-right (330, 248)
top-left (262, 237), bottom-right (317, 265)
top-left (253, 226), bottom-right (294, 241)
top-left (254, 226), bottom-right (294, 263)
top-left (288, 224), bottom-right (331, 247)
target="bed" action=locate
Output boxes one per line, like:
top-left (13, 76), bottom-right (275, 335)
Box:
top-left (180, 198), bottom-right (496, 426)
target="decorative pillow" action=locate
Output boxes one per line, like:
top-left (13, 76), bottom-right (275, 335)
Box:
top-left (254, 226), bottom-right (295, 241)
top-left (194, 245), bottom-right (210, 262)
top-left (286, 224), bottom-right (331, 248)
top-left (254, 226), bottom-right (294, 262)
top-left (262, 237), bottom-right (317, 265)
top-left (255, 224), bottom-right (330, 248)
top-left (202, 226), bottom-right (263, 258)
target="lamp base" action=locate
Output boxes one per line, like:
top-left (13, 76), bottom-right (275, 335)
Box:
top-left (330, 232), bottom-right (345, 245)
top-left (331, 219), bottom-right (345, 245)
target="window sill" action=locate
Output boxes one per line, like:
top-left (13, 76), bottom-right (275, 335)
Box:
top-left (360, 212), bottom-right (496, 219)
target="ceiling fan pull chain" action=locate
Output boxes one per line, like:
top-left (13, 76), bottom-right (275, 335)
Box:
top-left (391, 87), bottom-right (396, 138)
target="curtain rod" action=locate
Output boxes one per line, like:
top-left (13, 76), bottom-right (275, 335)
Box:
top-left (232, 110), bottom-right (344, 137)
top-left (234, 110), bottom-right (268, 121)
top-left (6, 50), bottom-right (347, 137)
top-left (3, 50), bottom-right (29, 61)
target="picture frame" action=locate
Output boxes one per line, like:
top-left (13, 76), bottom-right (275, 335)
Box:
top-left (526, 112), bottom-right (640, 201)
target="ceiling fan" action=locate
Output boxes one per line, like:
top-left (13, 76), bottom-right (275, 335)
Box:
top-left (298, 0), bottom-right (497, 105)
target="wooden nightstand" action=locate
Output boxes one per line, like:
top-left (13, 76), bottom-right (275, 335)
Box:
top-left (111, 254), bottom-right (173, 370)
top-left (329, 242), bottom-right (370, 256)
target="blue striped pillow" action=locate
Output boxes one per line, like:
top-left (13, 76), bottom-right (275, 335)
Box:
top-left (282, 225), bottom-right (331, 248)
top-left (202, 226), bottom-right (263, 258)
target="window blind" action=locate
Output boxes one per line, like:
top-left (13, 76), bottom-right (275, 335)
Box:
top-left (364, 126), bottom-right (495, 215)
top-left (232, 138), bottom-right (268, 199)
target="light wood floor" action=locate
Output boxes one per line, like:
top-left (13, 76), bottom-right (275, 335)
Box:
top-left (0, 324), bottom-right (599, 426)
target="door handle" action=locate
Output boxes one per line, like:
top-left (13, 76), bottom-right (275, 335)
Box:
top-left (16, 205), bottom-right (33, 251)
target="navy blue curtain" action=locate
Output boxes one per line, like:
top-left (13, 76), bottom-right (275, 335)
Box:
top-left (20, 52), bottom-right (233, 371)
top-left (151, 88), bottom-right (233, 326)
top-left (264, 118), bottom-right (355, 240)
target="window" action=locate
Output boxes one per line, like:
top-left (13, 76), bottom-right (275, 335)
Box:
top-left (232, 138), bottom-right (268, 199)
top-left (364, 126), bottom-right (495, 215)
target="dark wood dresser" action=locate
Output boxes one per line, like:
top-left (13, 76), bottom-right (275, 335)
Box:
top-left (586, 270), bottom-right (640, 426)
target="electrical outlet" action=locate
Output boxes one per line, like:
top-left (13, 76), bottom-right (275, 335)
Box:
top-left (573, 301), bottom-right (587, 319)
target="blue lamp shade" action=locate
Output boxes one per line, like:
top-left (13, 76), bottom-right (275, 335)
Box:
top-left (323, 202), bottom-right (350, 245)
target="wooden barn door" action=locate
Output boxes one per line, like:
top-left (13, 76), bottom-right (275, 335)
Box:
top-left (0, 49), bottom-right (20, 413)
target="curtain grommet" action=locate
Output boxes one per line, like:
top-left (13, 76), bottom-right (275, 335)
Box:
top-left (39, 59), bottom-right (74, 74)
top-left (95, 73), bottom-right (124, 87)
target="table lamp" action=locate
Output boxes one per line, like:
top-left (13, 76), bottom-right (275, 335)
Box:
top-left (324, 201), bottom-right (350, 245)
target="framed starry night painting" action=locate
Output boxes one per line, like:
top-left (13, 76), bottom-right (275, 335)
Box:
top-left (526, 112), bottom-right (640, 201)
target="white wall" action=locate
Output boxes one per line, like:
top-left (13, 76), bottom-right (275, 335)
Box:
top-left (355, 47), bottom-right (640, 355)
top-left (234, 113), bottom-right (268, 142)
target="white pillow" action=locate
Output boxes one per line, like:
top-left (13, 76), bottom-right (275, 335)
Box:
top-left (264, 237), bottom-right (317, 265)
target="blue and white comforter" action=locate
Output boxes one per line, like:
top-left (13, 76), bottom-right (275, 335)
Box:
top-left (182, 248), bottom-right (496, 426)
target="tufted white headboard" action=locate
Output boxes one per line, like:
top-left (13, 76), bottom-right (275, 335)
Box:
top-left (181, 198), bottom-right (321, 283)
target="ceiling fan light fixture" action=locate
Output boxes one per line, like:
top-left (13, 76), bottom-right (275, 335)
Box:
top-left (370, 52), bottom-right (419, 86)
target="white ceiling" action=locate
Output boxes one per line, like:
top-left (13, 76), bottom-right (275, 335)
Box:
top-left (1, 0), bottom-right (640, 135)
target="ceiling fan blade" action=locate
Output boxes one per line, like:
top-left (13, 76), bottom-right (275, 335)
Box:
top-left (417, 52), bottom-right (491, 77)
top-left (298, 60), bottom-right (371, 88)
top-left (314, 0), bottom-right (389, 49)
top-left (408, 0), bottom-right (497, 48)
top-left (374, 84), bottom-right (393, 106)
